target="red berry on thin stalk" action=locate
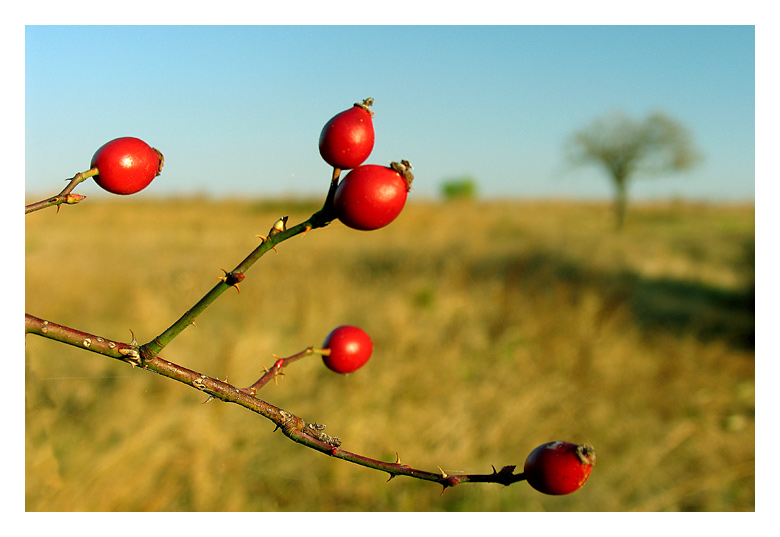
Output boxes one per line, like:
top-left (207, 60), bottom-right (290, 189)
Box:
top-left (322, 325), bottom-right (373, 374)
top-left (319, 98), bottom-right (375, 170)
top-left (91, 136), bottom-right (163, 195)
top-left (523, 441), bottom-right (595, 495)
top-left (333, 160), bottom-right (414, 231)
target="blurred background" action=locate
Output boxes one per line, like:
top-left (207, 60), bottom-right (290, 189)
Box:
top-left (24, 24), bottom-right (755, 512)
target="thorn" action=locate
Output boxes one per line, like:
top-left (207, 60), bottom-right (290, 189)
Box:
top-left (394, 452), bottom-right (402, 465)
top-left (438, 466), bottom-right (449, 479)
top-left (203, 396), bottom-right (214, 404)
top-left (387, 474), bottom-right (396, 482)
top-left (273, 368), bottom-right (285, 385)
top-left (302, 225), bottom-right (312, 236)
top-left (129, 329), bottom-right (138, 347)
top-left (255, 234), bottom-right (277, 252)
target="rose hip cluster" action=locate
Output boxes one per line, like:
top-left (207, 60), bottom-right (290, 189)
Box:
top-left (319, 98), bottom-right (414, 231)
top-left (78, 102), bottom-right (593, 497)
top-left (88, 98), bottom-right (414, 234)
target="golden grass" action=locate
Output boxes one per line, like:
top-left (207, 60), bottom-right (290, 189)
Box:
top-left (25, 197), bottom-right (754, 511)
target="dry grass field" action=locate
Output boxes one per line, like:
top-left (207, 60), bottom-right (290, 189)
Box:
top-left (25, 196), bottom-right (754, 511)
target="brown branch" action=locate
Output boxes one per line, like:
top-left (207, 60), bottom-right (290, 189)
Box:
top-left (25, 313), bottom-right (142, 366)
top-left (26, 316), bottom-right (528, 491)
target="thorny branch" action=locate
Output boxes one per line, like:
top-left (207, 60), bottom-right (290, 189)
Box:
top-left (25, 313), bottom-right (528, 491)
top-left (25, 166), bottom-right (530, 493)
top-left (25, 168), bottom-right (98, 214)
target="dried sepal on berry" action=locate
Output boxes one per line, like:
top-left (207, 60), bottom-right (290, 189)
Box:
top-left (390, 160), bottom-right (414, 191)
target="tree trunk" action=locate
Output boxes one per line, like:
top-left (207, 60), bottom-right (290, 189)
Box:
top-left (613, 175), bottom-right (628, 231)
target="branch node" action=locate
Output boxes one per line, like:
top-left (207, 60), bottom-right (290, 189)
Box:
top-left (269, 216), bottom-right (289, 237)
top-left (441, 476), bottom-right (460, 494)
top-left (192, 376), bottom-right (208, 391)
top-left (118, 346), bottom-right (142, 367)
top-left (256, 216), bottom-right (288, 254)
top-left (304, 421), bottom-right (342, 447)
top-left (217, 269), bottom-right (244, 293)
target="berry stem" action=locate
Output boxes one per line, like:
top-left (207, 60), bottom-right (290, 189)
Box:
top-left (25, 168), bottom-right (98, 214)
top-left (310, 167), bottom-right (341, 226)
top-left (240, 346), bottom-right (329, 395)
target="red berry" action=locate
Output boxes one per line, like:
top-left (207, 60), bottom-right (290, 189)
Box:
top-left (322, 325), bottom-right (373, 374)
top-left (523, 441), bottom-right (595, 495)
top-left (319, 99), bottom-right (375, 170)
top-left (333, 161), bottom-right (414, 231)
top-left (91, 137), bottom-right (163, 195)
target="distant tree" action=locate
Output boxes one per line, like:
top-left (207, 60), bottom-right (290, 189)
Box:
top-left (441, 176), bottom-right (478, 201)
top-left (566, 111), bottom-right (702, 229)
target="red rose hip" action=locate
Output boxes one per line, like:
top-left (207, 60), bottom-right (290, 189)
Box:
top-left (91, 136), bottom-right (163, 195)
top-left (333, 161), bottom-right (414, 231)
top-left (523, 441), bottom-right (595, 495)
top-left (319, 98), bottom-right (375, 170)
top-left (322, 325), bottom-right (373, 374)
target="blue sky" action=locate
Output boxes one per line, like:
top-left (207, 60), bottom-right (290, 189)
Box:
top-left (24, 25), bottom-right (755, 201)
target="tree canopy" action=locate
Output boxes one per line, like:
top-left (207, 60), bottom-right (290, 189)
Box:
top-left (567, 111), bottom-right (702, 228)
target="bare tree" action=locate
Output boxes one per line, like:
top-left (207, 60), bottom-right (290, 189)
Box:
top-left (567, 111), bottom-right (702, 229)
